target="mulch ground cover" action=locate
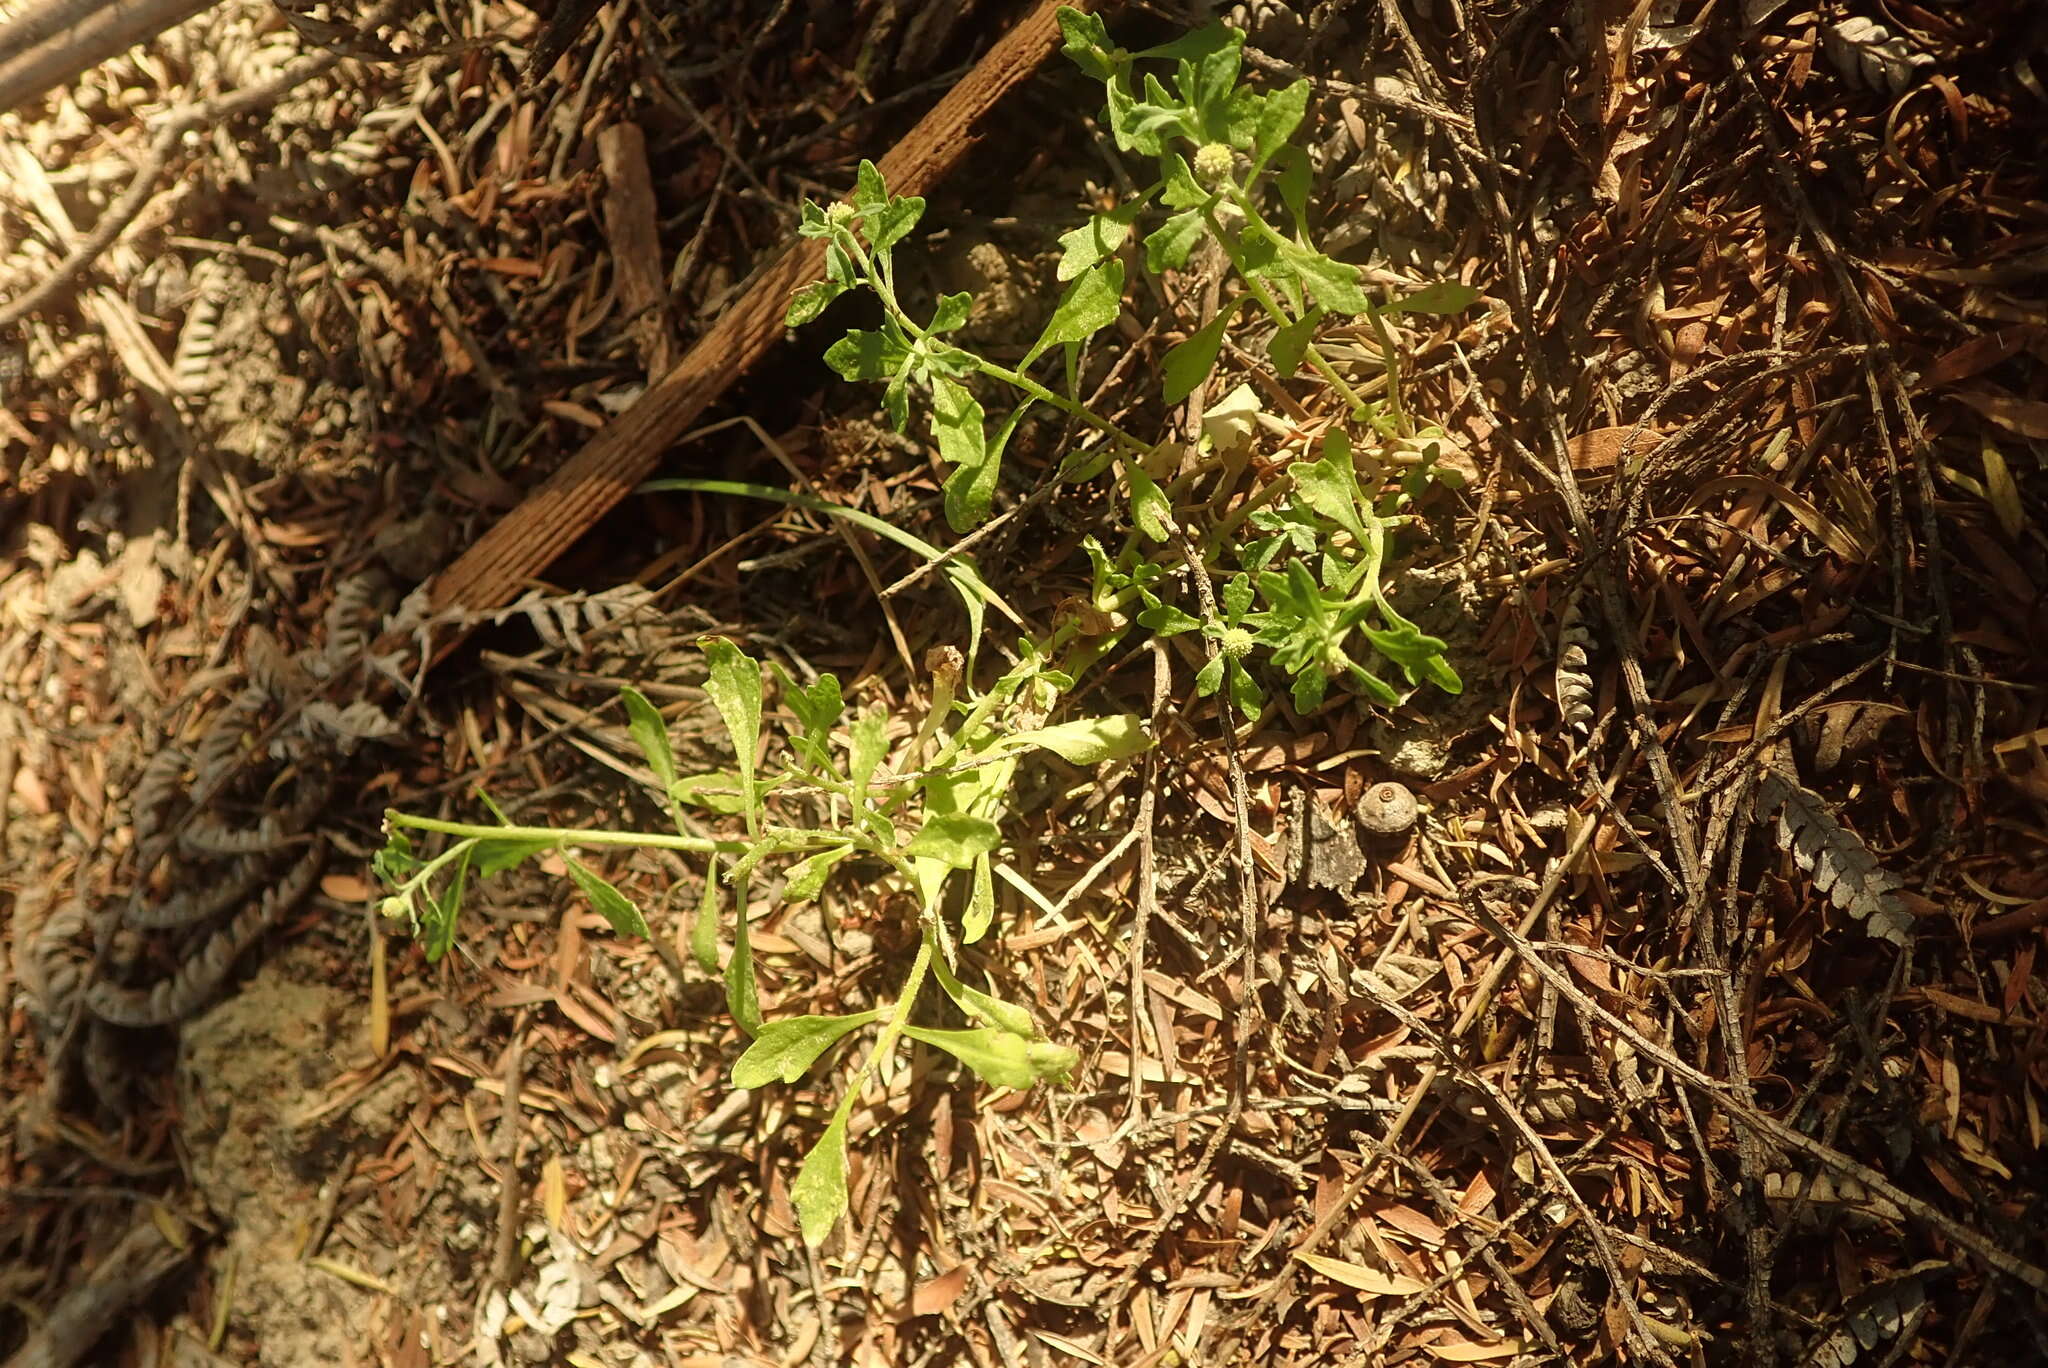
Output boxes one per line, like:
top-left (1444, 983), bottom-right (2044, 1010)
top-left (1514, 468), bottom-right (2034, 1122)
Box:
top-left (4, 2), bottom-right (2047, 1365)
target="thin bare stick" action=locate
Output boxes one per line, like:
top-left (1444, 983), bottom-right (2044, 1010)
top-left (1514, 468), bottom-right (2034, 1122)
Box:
top-left (0, 0), bottom-right (220, 111)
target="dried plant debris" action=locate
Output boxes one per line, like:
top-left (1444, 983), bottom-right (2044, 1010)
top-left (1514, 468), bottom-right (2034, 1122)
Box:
top-left (1555, 590), bottom-right (1595, 734)
top-left (1763, 1168), bottom-right (1905, 1231)
top-left (1822, 18), bottom-right (1934, 97)
top-left (1801, 1261), bottom-right (1949, 1368)
top-left (1284, 788), bottom-right (1367, 894)
top-left (1754, 769), bottom-right (1912, 944)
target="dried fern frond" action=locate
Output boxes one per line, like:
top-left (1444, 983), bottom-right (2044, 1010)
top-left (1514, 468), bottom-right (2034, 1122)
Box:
top-left (1755, 769), bottom-right (1912, 945)
top-left (1555, 590), bottom-right (1594, 734)
top-left (170, 258), bottom-right (230, 398)
top-left (320, 568), bottom-right (394, 668)
top-left (494, 585), bottom-right (660, 655)
top-left (1763, 1168), bottom-right (1905, 1231)
top-left (129, 744), bottom-right (192, 840)
top-left (1800, 1260), bottom-right (1946, 1368)
top-left (301, 698), bottom-right (399, 750)
top-left (86, 840), bottom-right (325, 1028)
top-left (122, 857), bottom-right (269, 931)
top-left (190, 685), bottom-right (272, 791)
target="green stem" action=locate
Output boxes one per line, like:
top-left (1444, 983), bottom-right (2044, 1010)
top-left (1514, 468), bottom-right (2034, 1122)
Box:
top-left (637, 478), bottom-right (1026, 628)
top-left (825, 923), bottom-right (937, 1130)
top-left (838, 223), bottom-right (1155, 498)
top-left (1209, 196), bottom-right (1374, 419)
top-left (1363, 307), bottom-right (1410, 437)
top-left (388, 813), bottom-right (741, 856)
top-left (972, 357), bottom-right (1152, 458)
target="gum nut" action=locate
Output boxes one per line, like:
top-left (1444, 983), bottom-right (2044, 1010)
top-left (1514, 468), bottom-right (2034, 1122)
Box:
top-left (1356, 782), bottom-right (1418, 834)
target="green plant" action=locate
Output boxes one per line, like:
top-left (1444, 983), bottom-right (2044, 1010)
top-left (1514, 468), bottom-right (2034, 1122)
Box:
top-left (378, 638), bottom-right (1147, 1241)
top-left (785, 7), bottom-right (1470, 711)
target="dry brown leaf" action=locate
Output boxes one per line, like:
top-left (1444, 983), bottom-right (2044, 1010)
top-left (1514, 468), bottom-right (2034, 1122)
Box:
top-left (1294, 1251), bottom-right (1426, 1296)
top-left (1565, 424), bottom-right (1664, 471)
top-left (1424, 1336), bottom-right (1526, 1361)
top-left (540, 1155), bottom-right (567, 1231)
top-left (910, 1264), bottom-right (969, 1319)
top-left (1979, 436), bottom-right (2025, 540)
top-left (1954, 389), bottom-right (2048, 439)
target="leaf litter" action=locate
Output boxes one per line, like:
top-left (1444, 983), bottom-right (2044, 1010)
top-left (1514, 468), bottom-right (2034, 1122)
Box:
top-left (5, 2), bottom-right (2048, 1367)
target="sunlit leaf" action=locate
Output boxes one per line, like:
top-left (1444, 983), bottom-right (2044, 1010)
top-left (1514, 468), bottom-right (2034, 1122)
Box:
top-left (1001, 715), bottom-right (1151, 765)
top-left (1144, 209), bottom-right (1206, 273)
top-left (783, 845), bottom-right (853, 903)
top-left (929, 290), bottom-right (975, 334)
top-left (963, 854), bottom-right (996, 944)
top-left (824, 328), bottom-right (911, 383)
top-left (564, 855), bottom-right (650, 939)
top-left (792, 1114), bottom-right (850, 1245)
top-left (1254, 78), bottom-right (1310, 166)
top-left (620, 687), bottom-right (679, 805)
top-left (702, 638), bottom-right (763, 824)
top-left (1056, 204), bottom-right (1143, 281)
top-left (725, 894), bottom-right (761, 1036)
top-left (905, 813), bottom-right (1002, 869)
top-left (1163, 311), bottom-right (1231, 405)
top-left (1281, 243), bottom-right (1369, 315)
top-left (1028, 260), bottom-right (1125, 364)
top-left (1294, 1252), bottom-right (1426, 1296)
top-left (423, 845), bottom-right (471, 962)
top-left (691, 859), bottom-right (720, 973)
top-left (473, 836), bottom-right (554, 877)
top-left (731, 1011), bottom-right (881, 1088)
top-left (1128, 466), bottom-right (1175, 542)
top-left (931, 946), bottom-right (1037, 1038)
top-left (867, 194), bottom-right (925, 253)
top-left (1267, 308), bottom-right (1323, 378)
top-left (902, 1025), bottom-right (1079, 1090)
top-left (786, 279), bottom-right (846, 328)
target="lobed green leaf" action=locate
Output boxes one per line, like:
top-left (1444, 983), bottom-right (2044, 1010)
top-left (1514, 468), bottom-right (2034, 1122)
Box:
top-left (1254, 78), bottom-right (1311, 167)
top-left (1057, 204), bottom-right (1143, 282)
top-left (824, 329), bottom-right (911, 384)
top-left (731, 1011), bottom-right (881, 1089)
top-left (1028, 260), bottom-right (1125, 363)
top-left (905, 812), bottom-right (1002, 869)
top-left (1144, 209), bottom-right (1207, 273)
top-left (1267, 308), bottom-right (1323, 378)
top-left (786, 279), bottom-right (846, 328)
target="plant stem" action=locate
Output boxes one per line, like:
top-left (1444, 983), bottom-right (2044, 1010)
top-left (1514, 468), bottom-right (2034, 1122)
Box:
top-left (1363, 307), bottom-right (1409, 437)
top-left (389, 813), bottom-right (743, 856)
top-left (826, 924), bottom-right (937, 1130)
top-left (1209, 197), bottom-right (1374, 418)
top-left (637, 477), bottom-right (1025, 627)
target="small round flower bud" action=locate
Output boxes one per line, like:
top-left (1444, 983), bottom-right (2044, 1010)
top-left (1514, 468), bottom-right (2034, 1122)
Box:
top-left (1219, 626), bottom-right (1255, 660)
top-left (1192, 142), bottom-right (1235, 187)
